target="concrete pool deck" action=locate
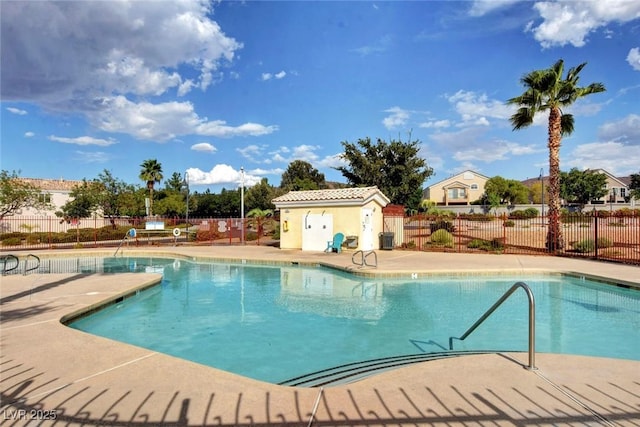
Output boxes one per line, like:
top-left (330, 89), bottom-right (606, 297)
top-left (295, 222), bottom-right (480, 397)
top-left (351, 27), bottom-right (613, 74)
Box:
top-left (1, 246), bottom-right (639, 426)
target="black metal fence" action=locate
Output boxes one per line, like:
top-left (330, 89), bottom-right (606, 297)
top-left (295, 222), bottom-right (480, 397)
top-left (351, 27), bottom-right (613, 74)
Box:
top-left (384, 212), bottom-right (640, 265)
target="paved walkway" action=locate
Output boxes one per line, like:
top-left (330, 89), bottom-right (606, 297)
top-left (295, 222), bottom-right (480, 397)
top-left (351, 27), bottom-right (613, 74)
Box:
top-left (1, 247), bottom-right (639, 426)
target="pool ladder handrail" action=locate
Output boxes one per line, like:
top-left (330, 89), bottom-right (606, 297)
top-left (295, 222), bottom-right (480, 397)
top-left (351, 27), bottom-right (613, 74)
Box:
top-left (114, 230), bottom-right (133, 257)
top-left (449, 281), bottom-right (537, 370)
top-left (351, 250), bottom-right (377, 268)
top-left (1, 254), bottom-right (20, 275)
top-left (24, 253), bottom-right (40, 275)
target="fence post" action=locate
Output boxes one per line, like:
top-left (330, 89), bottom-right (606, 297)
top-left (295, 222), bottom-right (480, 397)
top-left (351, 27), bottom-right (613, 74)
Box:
top-left (594, 214), bottom-right (599, 260)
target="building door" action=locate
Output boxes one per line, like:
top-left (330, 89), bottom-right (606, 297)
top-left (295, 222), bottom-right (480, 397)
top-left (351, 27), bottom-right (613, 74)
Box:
top-left (360, 208), bottom-right (374, 251)
top-left (301, 213), bottom-right (333, 251)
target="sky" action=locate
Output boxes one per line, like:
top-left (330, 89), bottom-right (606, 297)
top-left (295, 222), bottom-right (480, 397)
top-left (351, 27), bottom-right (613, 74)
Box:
top-left (1, 0), bottom-right (639, 193)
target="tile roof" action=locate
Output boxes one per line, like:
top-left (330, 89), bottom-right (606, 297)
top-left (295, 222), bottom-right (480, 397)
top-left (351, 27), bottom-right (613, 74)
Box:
top-left (18, 178), bottom-right (83, 192)
top-left (273, 186), bottom-right (389, 204)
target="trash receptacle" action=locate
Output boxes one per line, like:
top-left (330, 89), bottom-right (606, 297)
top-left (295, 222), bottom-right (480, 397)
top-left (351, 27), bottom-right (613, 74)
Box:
top-left (379, 232), bottom-right (394, 250)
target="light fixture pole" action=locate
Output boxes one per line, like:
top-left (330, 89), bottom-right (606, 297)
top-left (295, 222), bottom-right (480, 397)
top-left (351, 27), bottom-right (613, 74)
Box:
top-left (539, 168), bottom-right (544, 219)
top-left (183, 171), bottom-right (190, 239)
top-left (240, 167), bottom-right (245, 244)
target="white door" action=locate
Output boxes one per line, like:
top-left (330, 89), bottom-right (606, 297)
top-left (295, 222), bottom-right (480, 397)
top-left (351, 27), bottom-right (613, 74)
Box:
top-left (301, 214), bottom-right (333, 251)
top-left (360, 208), bottom-right (374, 250)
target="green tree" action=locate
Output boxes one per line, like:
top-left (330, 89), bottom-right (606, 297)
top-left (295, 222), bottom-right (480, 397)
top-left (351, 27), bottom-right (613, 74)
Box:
top-left (560, 168), bottom-right (608, 211)
top-left (245, 178), bottom-right (280, 211)
top-left (630, 172), bottom-right (640, 201)
top-left (153, 193), bottom-right (186, 216)
top-left (139, 159), bottom-right (164, 216)
top-left (0, 170), bottom-right (52, 220)
top-left (508, 59), bottom-right (605, 250)
top-left (335, 136), bottom-right (434, 210)
top-left (165, 172), bottom-right (184, 192)
top-left (481, 177), bottom-right (529, 206)
top-left (56, 179), bottom-right (100, 219)
top-left (280, 160), bottom-right (326, 191)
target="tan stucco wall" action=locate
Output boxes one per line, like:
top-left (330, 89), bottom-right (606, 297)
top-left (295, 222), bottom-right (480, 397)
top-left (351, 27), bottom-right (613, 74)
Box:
top-left (425, 172), bottom-right (488, 205)
top-left (279, 200), bottom-right (385, 251)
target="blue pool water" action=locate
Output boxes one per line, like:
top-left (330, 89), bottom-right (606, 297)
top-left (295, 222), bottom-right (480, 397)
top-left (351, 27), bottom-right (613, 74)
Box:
top-left (67, 257), bottom-right (640, 384)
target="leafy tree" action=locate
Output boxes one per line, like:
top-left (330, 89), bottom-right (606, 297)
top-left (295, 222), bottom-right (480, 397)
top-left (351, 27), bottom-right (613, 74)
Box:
top-left (280, 160), bottom-right (326, 191)
top-left (484, 177), bottom-right (529, 205)
top-left (508, 59), bottom-right (605, 250)
top-left (154, 193), bottom-right (186, 217)
top-left (528, 181), bottom-right (548, 204)
top-left (335, 136), bottom-right (434, 210)
top-left (56, 179), bottom-right (100, 219)
top-left (560, 168), bottom-right (608, 211)
top-left (139, 159), bottom-right (164, 216)
top-left (165, 172), bottom-right (184, 192)
top-left (0, 170), bottom-right (52, 220)
top-left (245, 178), bottom-right (281, 211)
top-left (630, 172), bottom-right (640, 200)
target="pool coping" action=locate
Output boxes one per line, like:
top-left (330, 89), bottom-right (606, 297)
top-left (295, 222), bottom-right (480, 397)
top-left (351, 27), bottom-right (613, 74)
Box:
top-left (2, 246), bottom-right (639, 426)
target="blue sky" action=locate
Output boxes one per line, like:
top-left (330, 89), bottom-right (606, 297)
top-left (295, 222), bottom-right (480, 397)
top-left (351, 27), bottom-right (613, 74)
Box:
top-left (1, 0), bottom-right (639, 192)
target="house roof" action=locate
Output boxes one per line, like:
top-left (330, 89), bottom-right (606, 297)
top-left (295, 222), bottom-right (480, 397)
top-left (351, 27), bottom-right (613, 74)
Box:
top-left (272, 186), bottom-right (390, 207)
top-left (425, 170), bottom-right (490, 189)
top-left (18, 178), bottom-right (83, 192)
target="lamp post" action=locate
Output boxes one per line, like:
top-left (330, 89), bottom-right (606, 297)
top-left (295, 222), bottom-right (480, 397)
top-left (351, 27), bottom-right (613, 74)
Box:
top-left (240, 167), bottom-right (245, 244)
top-left (539, 168), bottom-right (544, 220)
top-left (610, 188), bottom-right (616, 213)
top-left (183, 171), bottom-right (190, 240)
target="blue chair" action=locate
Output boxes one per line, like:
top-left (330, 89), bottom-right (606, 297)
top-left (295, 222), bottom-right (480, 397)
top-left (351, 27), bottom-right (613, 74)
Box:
top-left (326, 232), bottom-right (345, 253)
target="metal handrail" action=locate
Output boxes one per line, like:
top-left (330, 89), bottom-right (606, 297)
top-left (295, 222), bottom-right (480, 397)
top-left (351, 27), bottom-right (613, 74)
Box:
top-left (351, 250), bottom-right (378, 268)
top-left (1, 254), bottom-right (20, 275)
top-left (24, 253), bottom-right (40, 275)
top-left (449, 282), bottom-right (536, 370)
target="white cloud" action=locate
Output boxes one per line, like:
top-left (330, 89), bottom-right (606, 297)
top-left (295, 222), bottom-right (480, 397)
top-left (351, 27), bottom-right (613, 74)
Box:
top-left (352, 34), bottom-right (393, 56)
top-left (237, 144), bottom-right (268, 162)
top-left (73, 151), bottom-right (112, 163)
top-left (419, 120), bottom-right (451, 129)
top-left (191, 142), bottom-right (217, 153)
top-left (447, 90), bottom-right (513, 125)
top-left (565, 141), bottom-right (640, 176)
top-left (430, 127), bottom-right (542, 164)
top-left (185, 164), bottom-right (261, 187)
top-left (6, 107), bottom-right (27, 115)
top-left (529, 1), bottom-right (640, 48)
top-left (627, 47), bottom-right (640, 71)
top-left (24, 131), bottom-right (34, 137)
top-left (382, 106), bottom-right (411, 130)
top-left (598, 114), bottom-right (640, 144)
top-left (468, 0), bottom-right (521, 17)
top-left (93, 95), bottom-right (277, 141)
top-left (1, 1), bottom-right (242, 103)
top-left (262, 70), bottom-right (287, 81)
top-left (48, 135), bottom-right (117, 146)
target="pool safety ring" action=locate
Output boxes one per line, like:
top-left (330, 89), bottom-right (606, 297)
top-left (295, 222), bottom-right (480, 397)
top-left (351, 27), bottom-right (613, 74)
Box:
top-left (128, 228), bottom-right (137, 238)
top-left (172, 228), bottom-right (181, 237)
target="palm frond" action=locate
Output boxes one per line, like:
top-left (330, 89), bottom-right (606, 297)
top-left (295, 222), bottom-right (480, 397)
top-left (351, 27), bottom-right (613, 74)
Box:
top-left (560, 114), bottom-right (575, 136)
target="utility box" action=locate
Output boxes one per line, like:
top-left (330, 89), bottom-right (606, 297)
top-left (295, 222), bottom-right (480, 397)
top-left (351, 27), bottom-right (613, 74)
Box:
top-left (379, 232), bottom-right (394, 250)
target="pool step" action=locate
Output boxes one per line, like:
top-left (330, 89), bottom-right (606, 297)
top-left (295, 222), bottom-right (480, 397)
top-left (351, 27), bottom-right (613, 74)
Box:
top-left (278, 351), bottom-right (498, 387)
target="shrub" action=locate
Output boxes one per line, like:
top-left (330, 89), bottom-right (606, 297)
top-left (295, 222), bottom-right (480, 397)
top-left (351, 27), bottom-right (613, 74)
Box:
top-left (2, 237), bottom-right (22, 246)
top-left (430, 220), bottom-right (455, 233)
top-left (430, 229), bottom-right (453, 247)
top-left (467, 238), bottom-right (504, 252)
top-left (572, 238), bottom-right (613, 253)
top-left (459, 213), bottom-right (494, 222)
top-left (503, 220), bottom-right (515, 227)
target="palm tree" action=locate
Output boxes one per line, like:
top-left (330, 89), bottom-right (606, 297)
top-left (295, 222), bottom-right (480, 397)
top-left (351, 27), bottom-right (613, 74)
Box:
top-left (507, 60), bottom-right (605, 251)
top-left (139, 159), bottom-right (164, 216)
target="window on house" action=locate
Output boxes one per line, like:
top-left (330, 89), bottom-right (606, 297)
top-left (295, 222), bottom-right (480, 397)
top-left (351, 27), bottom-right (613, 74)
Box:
top-left (447, 188), bottom-right (467, 199)
top-left (38, 193), bottom-right (51, 203)
top-left (470, 184), bottom-right (478, 190)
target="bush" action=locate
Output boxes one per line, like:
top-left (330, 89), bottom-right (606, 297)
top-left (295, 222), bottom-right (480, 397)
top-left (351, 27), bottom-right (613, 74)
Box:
top-left (430, 220), bottom-right (455, 233)
top-left (430, 229), bottom-right (453, 247)
top-left (571, 238), bottom-right (613, 253)
top-left (503, 220), bottom-right (515, 227)
top-left (2, 237), bottom-right (22, 246)
top-left (467, 238), bottom-right (504, 252)
top-left (459, 213), bottom-right (495, 221)
top-left (509, 208), bottom-right (539, 219)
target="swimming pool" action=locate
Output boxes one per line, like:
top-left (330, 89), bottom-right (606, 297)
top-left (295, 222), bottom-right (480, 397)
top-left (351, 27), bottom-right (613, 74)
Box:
top-left (66, 257), bottom-right (640, 385)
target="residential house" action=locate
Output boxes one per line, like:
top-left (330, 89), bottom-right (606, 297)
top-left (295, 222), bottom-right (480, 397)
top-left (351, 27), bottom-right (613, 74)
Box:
top-left (17, 178), bottom-right (82, 216)
top-left (589, 169), bottom-right (631, 204)
top-left (423, 170), bottom-right (489, 206)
